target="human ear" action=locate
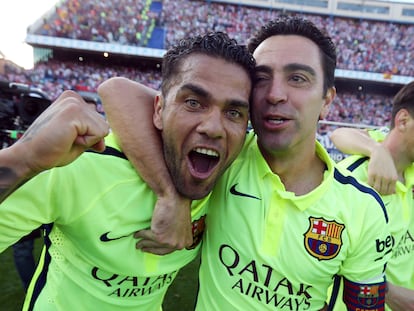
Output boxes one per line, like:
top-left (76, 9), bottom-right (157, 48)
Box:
top-left (320, 87), bottom-right (336, 120)
top-left (153, 94), bottom-right (164, 130)
top-left (395, 109), bottom-right (410, 131)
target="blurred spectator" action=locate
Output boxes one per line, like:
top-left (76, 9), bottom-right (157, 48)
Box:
top-left (32, 0), bottom-right (414, 76)
top-left (0, 59), bottom-right (393, 133)
top-left (1, 0), bottom-right (404, 149)
top-left (0, 59), bottom-right (161, 103)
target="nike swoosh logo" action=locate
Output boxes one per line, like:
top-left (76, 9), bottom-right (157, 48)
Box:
top-left (230, 184), bottom-right (261, 200)
top-left (100, 232), bottom-right (130, 242)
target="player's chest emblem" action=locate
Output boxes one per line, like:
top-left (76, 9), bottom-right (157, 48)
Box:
top-left (303, 217), bottom-right (344, 260)
top-left (186, 215), bottom-right (206, 250)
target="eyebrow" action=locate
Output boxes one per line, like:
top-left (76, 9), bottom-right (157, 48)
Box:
top-left (181, 83), bottom-right (249, 109)
top-left (284, 63), bottom-right (316, 77)
top-left (181, 83), bottom-right (210, 98)
top-left (255, 63), bottom-right (317, 77)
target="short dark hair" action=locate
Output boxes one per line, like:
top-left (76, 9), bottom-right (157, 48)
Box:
top-left (247, 16), bottom-right (337, 94)
top-left (161, 32), bottom-right (256, 95)
top-left (390, 81), bottom-right (414, 128)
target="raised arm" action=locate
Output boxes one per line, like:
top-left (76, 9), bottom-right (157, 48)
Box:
top-left (330, 127), bottom-right (397, 194)
top-left (98, 77), bottom-right (167, 195)
top-left (386, 282), bottom-right (414, 311)
top-left (0, 90), bottom-right (109, 202)
top-left (98, 77), bottom-right (192, 253)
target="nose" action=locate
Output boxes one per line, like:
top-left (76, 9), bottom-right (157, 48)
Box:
top-left (196, 107), bottom-right (225, 139)
top-left (266, 80), bottom-right (287, 105)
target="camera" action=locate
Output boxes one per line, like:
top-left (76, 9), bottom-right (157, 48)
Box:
top-left (0, 81), bottom-right (51, 148)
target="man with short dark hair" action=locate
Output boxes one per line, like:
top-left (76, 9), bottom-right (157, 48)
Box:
top-left (102, 16), bottom-right (392, 311)
top-left (330, 81), bottom-right (414, 311)
top-left (0, 32), bottom-right (255, 310)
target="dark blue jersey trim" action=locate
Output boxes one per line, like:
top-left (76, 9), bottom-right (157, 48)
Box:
top-left (26, 148), bottom-right (127, 309)
top-left (346, 156), bottom-right (369, 172)
top-left (27, 223), bottom-right (53, 311)
top-left (87, 146), bottom-right (128, 160)
top-left (327, 275), bottom-right (341, 311)
top-left (333, 168), bottom-right (388, 223)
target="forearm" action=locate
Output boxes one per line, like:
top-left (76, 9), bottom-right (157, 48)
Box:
top-left (386, 282), bottom-right (414, 311)
top-left (99, 77), bottom-right (192, 250)
top-left (330, 127), bottom-right (397, 194)
top-left (0, 144), bottom-right (34, 202)
top-left (330, 127), bottom-right (380, 156)
top-left (98, 77), bottom-right (177, 197)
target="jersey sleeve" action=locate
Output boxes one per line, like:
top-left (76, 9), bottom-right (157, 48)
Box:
top-left (367, 128), bottom-right (388, 142)
top-left (0, 169), bottom-right (58, 252)
top-left (339, 196), bottom-right (391, 310)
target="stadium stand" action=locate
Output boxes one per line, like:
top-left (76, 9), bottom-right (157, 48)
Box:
top-left (1, 1), bottom-right (413, 310)
top-left (0, 0), bottom-right (413, 145)
top-left (29, 0), bottom-right (414, 76)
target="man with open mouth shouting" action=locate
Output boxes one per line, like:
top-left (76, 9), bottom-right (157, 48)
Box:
top-left (0, 32), bottom-right (255, 311)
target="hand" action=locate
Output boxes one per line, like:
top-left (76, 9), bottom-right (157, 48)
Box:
top-left (367, 144), bottom-right (397, 195)
top-left (134, 194), bottom-right (193, 255)
top-left (386, 283), bottom-right (414, 311)
top-left (318, 304), bottom-right (328, 311)
top-left (14, 90), bottom-right (109, 177)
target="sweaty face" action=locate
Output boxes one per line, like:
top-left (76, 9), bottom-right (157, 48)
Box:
top-left (251, 35), bottom-right (334, 161)
top-left (154, 54), bottom-right (251, 199)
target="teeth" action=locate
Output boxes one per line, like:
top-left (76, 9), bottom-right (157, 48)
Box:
top-left (269, 119), bottom-right (284, 124)
top-left (194, 148), bottom-right (219, 157)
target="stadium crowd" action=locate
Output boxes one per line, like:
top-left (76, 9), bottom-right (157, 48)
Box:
top-left (0, 59), bottom-right (393, 130)
top-left (0, 0), bottom-right (406, 136)
top-left (1, 60), bottom-right (161, 101)
top-left (36, 0), bottom-right (159, 47)
top-left (34, 0), bottom-right (414, 76)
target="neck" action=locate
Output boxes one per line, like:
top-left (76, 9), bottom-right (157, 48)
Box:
top-left (262, 143), bottom-right (326, 195)
top-left (383, 137), bottom-right (409, 183)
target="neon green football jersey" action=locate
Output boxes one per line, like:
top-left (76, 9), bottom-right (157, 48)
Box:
top-left (197, 132), bottom-right (391, 311)
top-left (0, 134), bottom-right (207, 311)
top-left (332, 129), bottom-right (414, 311)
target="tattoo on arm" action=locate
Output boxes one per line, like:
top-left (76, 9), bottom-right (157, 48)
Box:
top-left (0, 112), bottom-right (53, 202)
top-left (19, 114), bottom-right (52, 143)
top-left (0, 166), bottom-right (27, 202)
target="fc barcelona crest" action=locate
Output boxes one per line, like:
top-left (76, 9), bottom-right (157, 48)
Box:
top-left (186, 215), bottom-right (206, 250)
top-left (343, 279), bottom-right (384, 309)
top-left (304, 217), bottom-right (344, 260)
top-left (357, 285), bottom-right (380, 307)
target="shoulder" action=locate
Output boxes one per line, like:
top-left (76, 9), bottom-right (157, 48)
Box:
top-left (368, 127), bottom-right (388, 142)
top-left (332, 166), bottom-right (388, 222)
top-left (337, 155), bottom-right (369, 174)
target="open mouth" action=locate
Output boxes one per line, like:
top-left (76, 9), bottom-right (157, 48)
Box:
top-left (188, 147), bottom-right (220, 177)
